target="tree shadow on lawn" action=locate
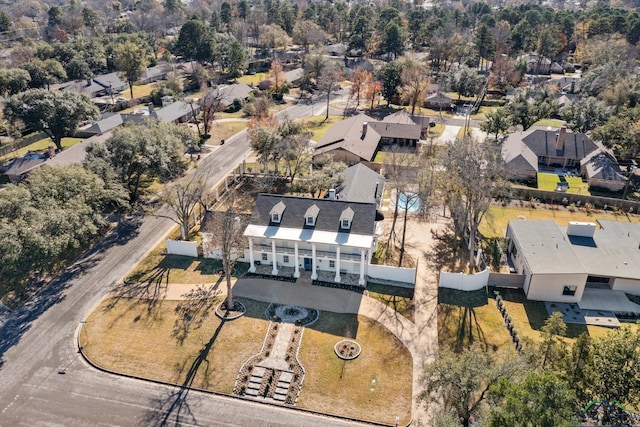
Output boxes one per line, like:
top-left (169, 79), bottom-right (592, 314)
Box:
top-left (438, 288), bottom-right (491, 352)
top-left (144, 319), bottom-right (228, 427)
top-left (172, 280), bottom-right (223, 345)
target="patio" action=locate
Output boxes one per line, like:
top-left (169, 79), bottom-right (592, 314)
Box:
top-left (545, 289), bottom-right (640, 327)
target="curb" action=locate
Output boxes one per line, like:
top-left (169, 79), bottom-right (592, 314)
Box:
top-left (76, 330), bottom-right (410, 427)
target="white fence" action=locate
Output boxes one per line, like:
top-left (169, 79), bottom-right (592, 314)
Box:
top-left (439, 268), bottom-right (489, 291)
top-left (367, 264), bottom-right (416, 285)
top-left (166, 239), bottom-right (198, 257)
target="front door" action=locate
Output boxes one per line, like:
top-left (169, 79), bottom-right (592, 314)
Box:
top-left (304, 257), bottom-right (312, 271)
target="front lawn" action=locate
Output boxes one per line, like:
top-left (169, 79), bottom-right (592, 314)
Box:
top-left (302, 115), bottom-right (343, 141)
top-left (82, 294), bottom-right (413, 425)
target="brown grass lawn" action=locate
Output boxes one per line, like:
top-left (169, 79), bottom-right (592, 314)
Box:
top-left (298, 313), bottom-right (413, 425)
top-left (200, 121), bottom-right (247, 146)
top-left (438, 288), bottom-right (512, 353)
top-left (479, 204), bottom-right (640, 238)
top-left (82, 297), bottom-right (268, 393)
top-left (82, 296), bottom-right (412, 424)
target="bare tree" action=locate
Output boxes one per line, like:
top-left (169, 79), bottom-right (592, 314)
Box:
top-left (399, 56), bottom-right (430, 115)
top-left (318, 62), bottom-right (344, 120)
top-left (159, 173), bottom-right (208, 240)
top-left (440, 137), bottom-right (508, 270)
top-left (199, 88), bottom-right (226, 137)
top-left (204, 197), bottom-right (248, 309)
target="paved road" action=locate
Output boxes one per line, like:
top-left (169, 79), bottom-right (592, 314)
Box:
top-left (0, 98), bottom-right (366, 427)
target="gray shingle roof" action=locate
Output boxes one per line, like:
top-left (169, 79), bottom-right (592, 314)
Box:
top-left (251, 194), bottom-right (376, 236)
top-left (502, 138), bottom-right (538, 172)
top-left (521, 129), bottom-right (598, 160)
top-left (338, 163), bottom-right (384, 204)
top-left (581, 150), bottom-right (626, 182)
top-left (314, 113), bottom-right (381, 161)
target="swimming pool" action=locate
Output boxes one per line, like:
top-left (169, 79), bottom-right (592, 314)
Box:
top-left (396, 192), bottom-right (420, 212)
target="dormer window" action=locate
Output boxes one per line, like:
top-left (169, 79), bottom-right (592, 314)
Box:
top-left (305, 204), bottom-right (320, 227)
top-left (269, 201), bottom-right (286, 224)
top-left (339, 207), bottom-right (354, 230)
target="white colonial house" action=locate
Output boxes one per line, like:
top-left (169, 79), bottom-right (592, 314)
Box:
top-left (243, 194), bottom-right (381, 285)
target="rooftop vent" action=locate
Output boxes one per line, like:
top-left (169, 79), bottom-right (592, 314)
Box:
top-left (567, 221), bottom-right (596, 238)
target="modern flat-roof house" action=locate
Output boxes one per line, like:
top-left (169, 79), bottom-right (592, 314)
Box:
top-left (507, 220), bottom-right (640, 305)
top-left (243, 194), bottom-right (379, 285)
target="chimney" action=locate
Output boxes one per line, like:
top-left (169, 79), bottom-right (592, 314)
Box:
top-left (362, 121), bottom-right (368, 136)
top-left (556, 126), bottom-right (567, 150)
top-left (47, 145), bottom-right (56, 158)
top-left (374, 181), bottom-right (379, 200)
top-left (148, 102), bottom-right (154, 113)
top-left (328, 189), bottom-right (336, 200)
top-left (86, 78), bottom-right (92, 87)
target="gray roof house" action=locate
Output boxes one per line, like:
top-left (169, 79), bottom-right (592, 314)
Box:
top-left (368, 110), bottom-right (422, 147)
top-left (507, 219), bottom-right (640, 313)
top-left (314, 113), bottom-right (381, 165)
top-left (150, 100), bottom-right (199, 124)
top-left (580, 150), bottom-right (626, 192)
top-left (212, 83), bottom-right (253, 110)
top-left (63, 72), bottom-right (129, 98)
top-left (243, 194), bottom-right (378, 285)
top-left (336, 163), bottom-right (385, 206)
top-left (502, 126), bottom-right (624, 190)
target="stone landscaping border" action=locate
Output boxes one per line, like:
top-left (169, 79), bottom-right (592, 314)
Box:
top-left (334, 339), bottom-right (362, 360)
top-left (215, 299), bottom-right (246, 320)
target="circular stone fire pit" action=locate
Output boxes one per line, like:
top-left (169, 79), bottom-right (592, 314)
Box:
top-left (334, 339), bottom-right (361, 360)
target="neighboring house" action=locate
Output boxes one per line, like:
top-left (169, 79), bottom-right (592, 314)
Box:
top-left (507, 220), bottom-right (640, 306)
top-left (136, 62), bottom-right (173, 85)
top-left (502, 126), bottom-right (625, 190)
top-left (423, 92), bottom-right (453, 110)
top-left (63, 72), bottom-right (129, 98)
top-left (502, 141), bottom-right (538, 181)
top-left (580, 150), bottom-right (627, 192)
top-left (325, 43), bottom-right (348, 56)
top-left (313, 113), bottom-right (381, 165)
top-left (336, 163), bottom-right (385, 207)
top-left (4, 152), bottom-right (49, 183)
top-left (546, 76), bottom-right (581, 93)
top-left (520, 53), bottom-right (552, 75)
top-left (284, 68), bottom-right (304, 86)
top-left (243, 194), bottom-right (379, 285)
top-left (368, 110), bottom-right (423, 148)
top-left (150, 100), bottom-right (199, 124)
top-left (213, 83), bottom-right (254, 110)
top-left (77, 112), bottom-right (124, 136)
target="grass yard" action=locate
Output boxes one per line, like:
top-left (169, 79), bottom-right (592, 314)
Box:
top-left (0, 137), bottom-right (84, 163)
top-left (302, 115), bottom-right (343, 141)
top-left (235, 72), bottom-right (268, 86)
top-left (534, 118), bottom-right (566, 127)
top-left (438, 288), bottom-right (512, 353)
top-left (536, 172), bottom-right (590, 195)
top-left (82, 294), bottom-right (413, 424)
top-left (298, 313), bottom-right (413, 425)
top-left (495, 287), bottom-right (638, 345)
top-left (82, 297), bottom-right (268, 393)
top-left (366, 282), bottom-right (415, 322)
top-left (201, 121), bottom-right (247, 146)
top-left (479, 204), bottom-right (640, 238)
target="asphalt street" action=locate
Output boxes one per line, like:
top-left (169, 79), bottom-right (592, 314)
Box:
top-left (0, 95), bottom-right (367, 427)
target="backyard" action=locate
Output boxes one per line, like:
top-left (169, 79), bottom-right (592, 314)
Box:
top-left (536, 172), bottom-right (590, 195)
top-left (0, 137), bottom-right (84, 163)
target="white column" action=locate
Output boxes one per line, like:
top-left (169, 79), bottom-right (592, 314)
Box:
top-left (311, 243), bottom-right (318, 280)
top-left (294, 242), bottom-right (300, 278)
top-left (334, 246), bottom-right (341, 283)
top-left (248, 238), bottom-right (256, 272)
top-left (271, 240), bottom-right (278, 275)
top-left (359, 249), bottom-right (366, 286)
